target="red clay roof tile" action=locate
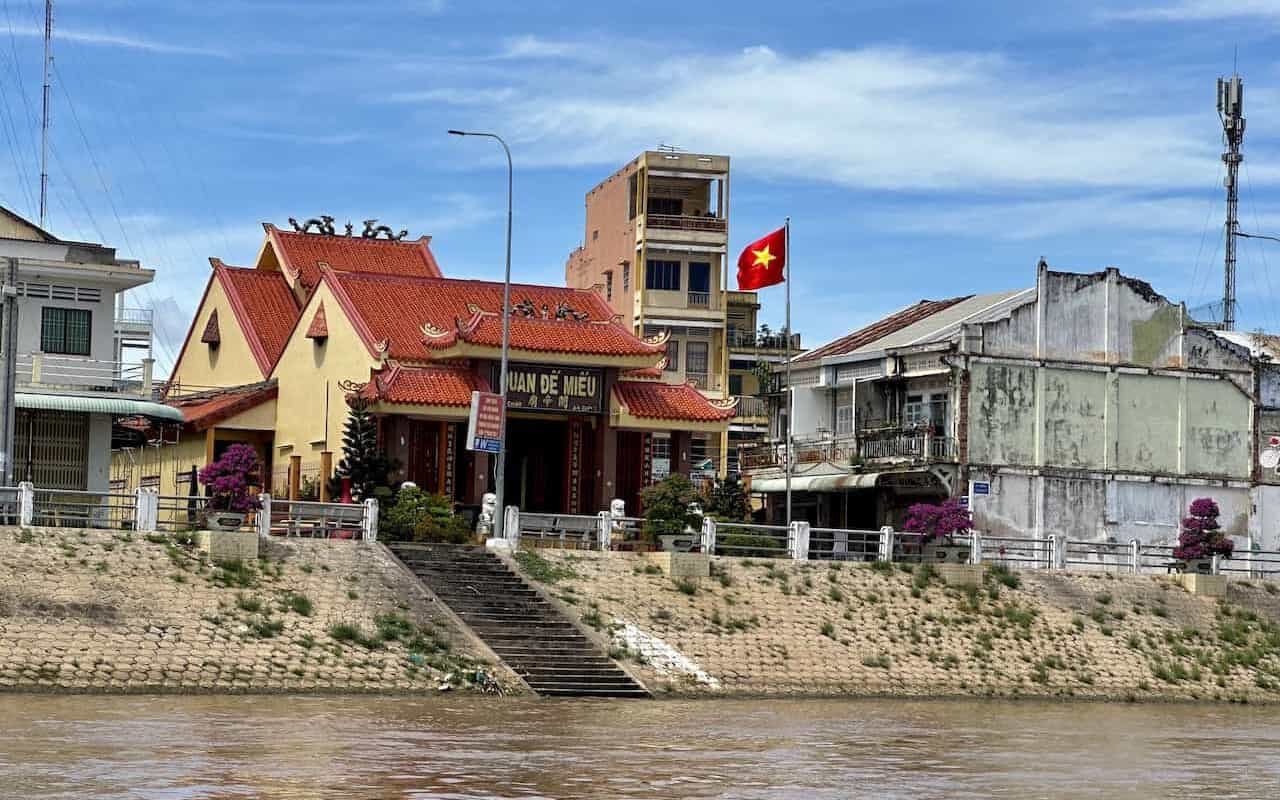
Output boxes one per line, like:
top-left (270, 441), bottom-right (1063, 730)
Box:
top-left (614, 381), bottom-right (737, 422)
top-left (358, 364), bottom-right (488, 407)
top-left (328, 271), bottom-right (662, 362)
top-left (166, 382), bottom-right (278, 432)
top-left (305, 302), bottom-right (329, 340)
top-left (215, 263), bottom-right (301, 374)
top-left (267, 225), bottom-right (442, 289)
top-left (200, 308), bottom-right (220, 345)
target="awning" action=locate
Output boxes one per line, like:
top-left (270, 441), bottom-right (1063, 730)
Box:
top-left (16, 392), bottom-right (186, 422)
top-left (750, 472), bottom-right (881, 493)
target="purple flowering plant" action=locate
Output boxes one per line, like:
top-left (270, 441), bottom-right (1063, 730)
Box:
top-left (1173, 497), bottom-right (1234, 561)
top-left (902, 498), bottom-right (972, 544)
top-left (199, 443), bottom-right (263, 514)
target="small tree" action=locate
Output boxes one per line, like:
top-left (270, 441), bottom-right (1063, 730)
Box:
top-left (640, 474), bottom-right (702, 539)
top-left (704, 474), bottom-right (750, 522)
top-left (198, 443), bottom-right (262, 513)
top-left (329, 398), bottom-right (392, 501)
top-left (902, 497), bottom-right (971, 544)
top-left (1174, 497), bottom-right (1234, 561)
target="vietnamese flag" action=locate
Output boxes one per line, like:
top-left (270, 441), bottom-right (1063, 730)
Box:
top-left (736, 227), bottom-right (786, 290)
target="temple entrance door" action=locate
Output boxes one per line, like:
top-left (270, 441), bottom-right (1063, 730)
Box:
top-left (505, 417), bottom-right (566, 513)
top-left (404, 420), bottom-right (440, 489)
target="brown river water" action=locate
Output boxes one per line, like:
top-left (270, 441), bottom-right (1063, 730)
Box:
top-left (1, 695), bottom-right (1278, 799)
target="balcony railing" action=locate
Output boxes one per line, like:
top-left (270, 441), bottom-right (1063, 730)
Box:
top-left (17, 353), bottom-right (154, 397)
top-left (728, 330), bottom-right (802, 351)
top-left (738, 427), bottom-right (957, 472)
top-left (734, 395), bottom-right (768, 419)
top-left (645, 213), bottom-right (727, 234)
top-left (115, 308), bottom-right (154, 327)
top-left (688, 291), bottom-right (711, 308)
top-left (683, 372), bottom-right (723, 392)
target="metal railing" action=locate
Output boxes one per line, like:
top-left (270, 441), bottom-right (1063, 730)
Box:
top-left (645, 213), bottom-right (727, 233)
top-left (739, 428), bottom-right (958, 472)
top-left (711, 522), bottom-right (791, 558)
top-left (6, 484), bottom-right (378, 541)
top-left (263, 496), bottom-right (371, 540)
top-left (728, 330), bottom-right (801, 351)
top-left (115, 307), bottom-right (154, 326)
top-left (734, 395), bottom-right (768, 419)
top-left (16, 353), bottom-right (154, 396)
top-left (687, 291), bottom-right (711, 308)
top-left (29, 488), bottom-right (137, 529)
top-left (808, 527), bottom-right (882, 561)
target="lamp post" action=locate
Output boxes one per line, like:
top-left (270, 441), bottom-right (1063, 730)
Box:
top-left (448, 129), bottom-right (513, 539)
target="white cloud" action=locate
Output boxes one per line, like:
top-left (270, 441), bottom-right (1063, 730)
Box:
top-left (422, 41), bottom-right (1232, 192)
top-left (4, 23), bottom-right (230, 58)
top-left (1103, 0), bottom-right (1280, 21)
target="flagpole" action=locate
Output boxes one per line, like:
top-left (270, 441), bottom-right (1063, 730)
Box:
top-left (784, 216), bottom-right (792, 529)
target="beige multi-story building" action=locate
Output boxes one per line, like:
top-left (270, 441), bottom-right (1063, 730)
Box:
top-left (566, 150), bottom-right (732, 480)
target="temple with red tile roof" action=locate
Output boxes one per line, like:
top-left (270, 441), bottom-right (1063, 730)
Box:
top-left (141, 219), bottom-right (734, 513)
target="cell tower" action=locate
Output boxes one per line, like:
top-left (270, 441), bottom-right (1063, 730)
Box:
top-left (1218, 73), bottom-right (1245, 331)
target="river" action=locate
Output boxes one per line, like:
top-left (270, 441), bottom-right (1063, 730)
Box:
top-left (1, 695), bottom-right (1278, 799)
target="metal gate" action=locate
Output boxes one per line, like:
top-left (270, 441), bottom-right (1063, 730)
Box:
top-left (16, 409), bottom-right (88, 489)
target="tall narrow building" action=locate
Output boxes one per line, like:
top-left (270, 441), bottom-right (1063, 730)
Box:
top-left (567, 150), bottom-right (731, 480)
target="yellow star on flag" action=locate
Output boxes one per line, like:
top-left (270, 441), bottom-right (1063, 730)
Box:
top-left (750, 244), bottom-right (777, 268)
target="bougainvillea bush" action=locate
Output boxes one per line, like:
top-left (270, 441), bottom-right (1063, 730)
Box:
top-left (199, 443), bottom-right (263, 513)
top-left (1173, 497), bottom-right (1234, 561)
top-left (902, 498), bottom-right (972, 544)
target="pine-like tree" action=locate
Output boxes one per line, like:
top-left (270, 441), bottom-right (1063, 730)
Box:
top-left (329, 398), bottom-right (392, 501)
top-left (705, 474), bottom-right (750, 521)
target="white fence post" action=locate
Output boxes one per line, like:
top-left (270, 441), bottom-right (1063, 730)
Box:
top-left (133, 488), bottom-right (157, 533)
top-left (1045, 535), bottom-right (1057, 569)
top-left (878, 525), bottom-right (895, 562)
top-left (504, 506), bottom-right (520, 550)
top-left (970, 531), bottom-right (983, 565)
top-left (701, 516), bottom-right (717, 555)
top-left (1129, 539), bottom-right (1140, 574)
top-left (362, 498), bottom-right (379, 542)
top-left (597, 511), bottom-right (611, 551)
top-left (18, 481), bottom-right (33, 528)
top-left (257, 493), bottom-right (272, 539)
top-left (1211, 553), bottom-right (1221, 576)
top-left (789, 521), bottom-right (810, 561)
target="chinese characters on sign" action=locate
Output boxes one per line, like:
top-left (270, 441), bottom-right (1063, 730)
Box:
top-left (466, 391), bottom-right (504, 453)
top-left (505, 364), bottom-right (604, 414)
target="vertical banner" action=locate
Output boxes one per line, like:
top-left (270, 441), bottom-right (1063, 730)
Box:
top-left (567, 419), bottom-right (584, 514)
top-left (443, 422), bottom-right (457, 500)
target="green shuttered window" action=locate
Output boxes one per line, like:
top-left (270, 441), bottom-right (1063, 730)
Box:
top-left (41, 307), bottom-right (91, 356)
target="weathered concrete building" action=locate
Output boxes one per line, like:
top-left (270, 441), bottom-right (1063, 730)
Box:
top-left (744, 261), bottom-right (1278, 554)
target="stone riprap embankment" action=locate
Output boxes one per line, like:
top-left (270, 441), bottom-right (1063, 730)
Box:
top-left (516, 550), bottom-right (1280, 702)
top-left (0, 528), bottom-right (517, 694)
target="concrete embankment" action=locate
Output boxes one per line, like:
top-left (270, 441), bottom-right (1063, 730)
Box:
top-left (514, 550), bottom-right (1280, 702)
top-left (0, 528), bottom-right (517, 694)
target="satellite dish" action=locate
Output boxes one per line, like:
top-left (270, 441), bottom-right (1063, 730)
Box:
top-left (1261, 449), bottom-right (1280, 470)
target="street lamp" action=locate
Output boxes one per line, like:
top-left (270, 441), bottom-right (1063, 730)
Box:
top-left (448, 129), bottom-right (513, 539)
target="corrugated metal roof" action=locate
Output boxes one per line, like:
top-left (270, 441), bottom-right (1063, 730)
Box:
top-left (16, 392), bottom-right (185, 421)
top-left (842, 289), bottom-right (1033, 357)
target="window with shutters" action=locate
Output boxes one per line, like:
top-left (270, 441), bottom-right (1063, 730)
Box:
top-left (645, 259), bottom-right (681, 291)
top-left (40, 307), bottom-right (91, 356)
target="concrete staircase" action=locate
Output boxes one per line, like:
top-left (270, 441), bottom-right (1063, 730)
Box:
top-left (390, 543), bottom-right (648, 698)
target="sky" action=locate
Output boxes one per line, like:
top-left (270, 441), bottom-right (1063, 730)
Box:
top-left (1, 0), bottom-right (1280, 372)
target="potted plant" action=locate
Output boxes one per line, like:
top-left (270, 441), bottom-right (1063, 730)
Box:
top-left (903, 497), bottom-right (972, 564)
top-left (198, 443), bottom-right (263, 531)
top-left (1174, 497), bottom-right (1233, 575)
top-left (640, 474), bottom-right (702, 552)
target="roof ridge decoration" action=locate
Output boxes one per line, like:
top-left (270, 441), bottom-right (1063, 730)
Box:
top-left (286, 215), bottom-right (409, 241)
top-left (420, 321), bottom-right (451, 340)
top-left (710, 396), bottom-right (740, 411)
top-left (374, 338), bottom-right (390, 363)
top-left (510, 297), bottom-right (591, 322)
top-left (643, 329), bottom-right (671, 346)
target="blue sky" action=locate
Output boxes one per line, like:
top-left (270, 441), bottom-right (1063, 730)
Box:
top-left (1, 0), bottom-right (1280, 371)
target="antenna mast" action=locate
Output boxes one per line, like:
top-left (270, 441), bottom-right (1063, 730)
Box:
top-left (38, 0), bottom-right (52, 228)
top-left (1218, 72), bottom-right (1245, 331)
